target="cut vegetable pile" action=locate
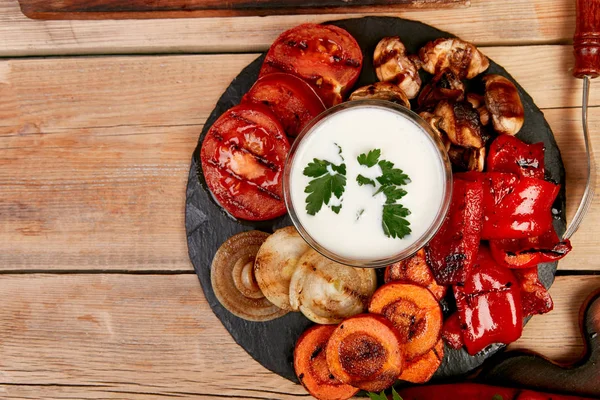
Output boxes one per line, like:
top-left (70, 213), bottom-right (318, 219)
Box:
top-left (201, 22), bottom-right (574, 400)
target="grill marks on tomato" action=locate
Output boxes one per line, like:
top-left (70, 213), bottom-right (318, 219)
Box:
top-left (259, 23), bottom-right (363, 107)
top-left (201, 104), bottom-right (290, 221)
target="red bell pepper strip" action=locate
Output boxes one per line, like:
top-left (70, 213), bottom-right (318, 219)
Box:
top-left (456, 171), bottom-right (560, 240)
top-left (489, 227), bottom-right (572, 269)
top-left (441, 312), bottom-right (464, 349)
top-left (426, 178), bottom-right (484, 285)
top-left (454, 246), bottom-right (523, 355)
top-left (487, 134), bottom-right (546, 179)
top-left (398, 383), bottom-right (595, 400)
top-left (513, 266), bottom-right (554, 317)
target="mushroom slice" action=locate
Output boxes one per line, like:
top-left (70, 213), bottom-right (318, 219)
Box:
top-left (448, 145), bottom-right (486, 172)
top-left (419, 38), bottom-right (489, 79)
top-left (349, 82), bottom-right (411, 109)
top-left (466, 93), bottom-right (491, 126)
top-left (434, 100), bottom-right (485, 149)
top-left (374, 37), bottom-right (422, 99)
top-left (419, 111), bottom-right (451, 151)
top-left (211, 230), bottom-right (288, 322)
top-left (289, 249), bottom-right (377, 324)
top-left (254, 226), bottom-right (310, 311)
top-left (418, 69), bottom-right (465, 108)
top-left (483, 74), bottom-right (525, 135)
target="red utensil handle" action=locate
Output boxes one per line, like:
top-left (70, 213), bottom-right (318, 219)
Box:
top-left (574, 0), bottom-right (600, 78)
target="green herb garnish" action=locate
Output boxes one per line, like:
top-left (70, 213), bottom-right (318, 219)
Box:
top-left (303, 154), bottom-right (347, 216)
top-left (367, 388), bottom-right (403, 400)
top-left (356, 174), bottom-right (376, 187)
top-left (357, 149), bottom-right (412, 239)
top-left (357, 148), bottom-right (381, 167)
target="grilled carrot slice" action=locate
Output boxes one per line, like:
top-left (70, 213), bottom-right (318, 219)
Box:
top-left (399, 339), bottom-right (444, 383)
top-left (326, 314), bottom-right (404, 392)
top-left (384, 249), bottom-right (448, 300)
top-left (369, 282), bottom-right (443, 360)
top-left (294, 325), bottom-right (359, 400)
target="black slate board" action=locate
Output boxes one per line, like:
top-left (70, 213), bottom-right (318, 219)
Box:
top-left (186, 16), bottom-right (567, 386)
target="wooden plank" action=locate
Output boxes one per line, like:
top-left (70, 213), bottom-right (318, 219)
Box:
top-left (18, 0), bottom-right (468, 20)
top-left (0, 53), bottom-right (598, 271)
top-left (0, 0), bottom-right (575, 56)
top-left (0, 274), bottom-right (597, 399)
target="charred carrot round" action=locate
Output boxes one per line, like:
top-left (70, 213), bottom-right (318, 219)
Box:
top-left (294, 325), bottom-right (359, 400)
top-left (326, 314), bottom-right (404, 392)
top-left (384, 249), bottom-right (448, 301)
top-left (399, 339), bottom-right (444, 383)
top-left (369, 282), bottom-right (443, 360)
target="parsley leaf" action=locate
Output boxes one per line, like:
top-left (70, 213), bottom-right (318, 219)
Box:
top-left (357, 149), bottom-right (381, 167)
top-left (303, 159), bottom-right (331, 178)
top-left (382, 204), bottom-right (412, 239)
top-left (367, 389), bottom-right (403, 400)
top-left (380, 185), bottom-right (408, 204)
top-left (377, 160), bottom-right (410, 186)
top-left (357, 174), bottom-right (376, 187)
top-left (303, 150), bottom-right (347, 216)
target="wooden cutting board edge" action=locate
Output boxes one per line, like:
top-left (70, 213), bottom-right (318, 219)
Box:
top-left (17, 1), bottom-right (471, 20)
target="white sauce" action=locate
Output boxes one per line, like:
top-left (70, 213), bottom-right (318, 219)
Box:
top-left (289, 106), bottom-right (446, 262)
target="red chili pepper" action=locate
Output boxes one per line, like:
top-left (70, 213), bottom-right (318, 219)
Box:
top-left (398, 383), bottom-right (595, 400)
top-left (454, 246), bottom-right (523, 355)
top-left (513, 266), bottom-right (554, 317)
top-left (441, 312), bottom-right (464, 349)
top-left (456, 171), bottom-right (560, 240)
top-left (489, 227), bottom-right (572, 269)
top-left (487, 134), bottom-right (546, 179)
top-left (426, 178), bottom-right (484, 285)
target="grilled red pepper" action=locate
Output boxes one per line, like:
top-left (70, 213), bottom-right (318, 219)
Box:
top-left (489, 227), bottom-right (572, 269)
top-left (426, 178), bottom-right (484, 285)
top-left (454, 246), bottom-right (523, 355)
top-left (513, 266), bottom-right (554, 317)
top-left (488, 134), bottom-right (546, 179)
top-left (399, 383), bottom-right (595, 400)
top-left (441, 312), bottom-right (464, 350)
top-left (456, 171), bottom-right (560, 240)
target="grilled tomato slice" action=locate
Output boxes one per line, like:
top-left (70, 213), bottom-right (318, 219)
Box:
top-left (259, 23), bottom-right (363, 107)
top-left (200, 103), bottom-right (290, 221)
top-left (242, 72), bottom-right (325, 137)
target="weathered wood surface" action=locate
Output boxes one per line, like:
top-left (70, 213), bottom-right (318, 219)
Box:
top-left (18, 0), bottom-right (469, 20)
top-left (0, 274), bottom-right (596, 399)
top-left (1, 51), bottom-right (598, 272)
top-left (0, 0), bottom-right (577, 56)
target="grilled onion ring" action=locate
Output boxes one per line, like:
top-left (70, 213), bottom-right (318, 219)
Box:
top-left (211, 230), bottom-right (288, 321)
top-left (254, 226), bottom-right (310, 311)
top-left (289, 249), bottom-right (377, 324)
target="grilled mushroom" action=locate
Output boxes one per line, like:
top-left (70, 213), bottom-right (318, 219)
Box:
top-left (419, 38), bottom-right (489, 79)
top-left (434, 100), bottom-right (485, 149)
top-left (349, 82), bottom-right (411, 109)
top-left (466, 93), bottom-right (490, 126)
top-left (254, 226), bottom-right (310, 311)
top-left (418, 69), bottom-right (465, 108)
top-left (483, 74), bottom-right (525, 135)
top-left (374, 37), bottom-right (422, 99)
top-left (419, 111), bottom-right (451, 151)
top-left (211, 231), bottom-right (288, 321)
top-left (289, 249), bottom-right (377, 324)
top-left (448, 145), bottom-right (486, 172)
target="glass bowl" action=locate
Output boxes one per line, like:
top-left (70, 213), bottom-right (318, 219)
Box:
top-left (283, 100), bottom-right (453, 268)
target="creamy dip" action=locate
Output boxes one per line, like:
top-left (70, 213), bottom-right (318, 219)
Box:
top-left (288, 105), bottom-right (447, 262)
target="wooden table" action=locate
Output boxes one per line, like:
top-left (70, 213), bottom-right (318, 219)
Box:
top-left (0, 0), bottom-right (599, 398)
